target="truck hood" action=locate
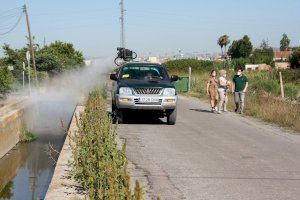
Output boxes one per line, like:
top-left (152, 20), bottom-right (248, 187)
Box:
top-left (118, 79), bottom-right (175, 88)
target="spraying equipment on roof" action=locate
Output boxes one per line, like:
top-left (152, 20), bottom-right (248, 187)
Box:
top-left (114, 47), bottom-right (137, 66)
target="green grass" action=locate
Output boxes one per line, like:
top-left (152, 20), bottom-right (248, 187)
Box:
top-left (19, 128), bottom-right (37, 143)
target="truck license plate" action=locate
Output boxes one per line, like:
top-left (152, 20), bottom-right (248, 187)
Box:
top-left (139, 97), bottom-right (159, 103)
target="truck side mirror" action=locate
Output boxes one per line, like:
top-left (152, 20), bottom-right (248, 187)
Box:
top-left (110, 73), bottom-right (117, 81)
top-left (171, 75), bottom-right (179, 82)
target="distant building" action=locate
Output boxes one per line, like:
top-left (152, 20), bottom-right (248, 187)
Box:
top-left (147, 57), bottom-right (159, 63)
top-left (245, 64), bottom-right (271, 71)
top-left (275, 62), bottom-right (290, 70)
top-left (273, 51), bottom-right (292, 61)
top-left (245, 64), bottom-right (259, 70)
top-left (134, 57), bottom-right (146, 62)
top-left (257, 64), bottom-right (271, 71)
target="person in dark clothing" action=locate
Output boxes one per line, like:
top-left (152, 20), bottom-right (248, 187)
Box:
top-left (232, 68), bottom-right (248, 114)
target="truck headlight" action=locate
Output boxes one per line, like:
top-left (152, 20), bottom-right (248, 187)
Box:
top-left (119, 87), bottom-right (132, 95)
top-left (163, 88), bottom-right (176, 96)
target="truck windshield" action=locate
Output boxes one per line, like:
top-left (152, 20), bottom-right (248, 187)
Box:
top-left (120, 65), bottom-right (168, 80)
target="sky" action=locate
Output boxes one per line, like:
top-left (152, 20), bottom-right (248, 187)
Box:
top-left (0, 0), bottom-right (300, 58)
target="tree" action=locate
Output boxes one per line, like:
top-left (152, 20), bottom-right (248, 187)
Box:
top-left (280, 33), bottom-right (290, 51)
top-left (217, 35), bottom-right (230, 56)
top-left (0, 66), bottom-right (14, 97)
top-left (1, 44), bottom-right (27, 82)
top-left (260, 39), bottom-right (269, 49)
top-left (290, 47), bottom-right (300, 69)
top-left (1, 41), bottom-right (84, 83)
top-left (228, 35), bottom-right (253, 59)
top-left (40, 41), bottom-right (84, 71)
top-left (223, 35), bottom-right (230, 54)
top-left (251, 40), bottom-right (274, 65)
top-left (217, 36), bottom-right (224, 56)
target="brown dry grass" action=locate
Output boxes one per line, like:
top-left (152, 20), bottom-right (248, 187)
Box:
top-left (240, 94), bottom-right (300, 132)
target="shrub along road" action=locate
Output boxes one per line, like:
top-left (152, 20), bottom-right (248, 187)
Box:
top-left (118, 95), bottom-right (300, 200)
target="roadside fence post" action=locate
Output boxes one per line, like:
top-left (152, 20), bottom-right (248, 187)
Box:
top-left (279, 71), bottom-right (285, 99)
top-left (188, 66), bottom-right (191, 92)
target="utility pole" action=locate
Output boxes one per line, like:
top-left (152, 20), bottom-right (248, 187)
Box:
top-left (23, 4), bottom-right (38, 86)
top-left (22, 62), bottom-right (25, 89)
top-left (43, 36), bottom-right (46, 47)
top-left (120, 0), bottom-right (125, 48)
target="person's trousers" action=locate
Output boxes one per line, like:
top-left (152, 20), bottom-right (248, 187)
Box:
top-left (234, 92), bottom-right (245, 112)
top-left (218, 91), bottom-right (228, 111)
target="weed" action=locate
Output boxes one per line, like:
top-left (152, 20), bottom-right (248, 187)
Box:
top-left (70, 88), bottom-right (144, 200)
top-left (19, 128), bottom-right (37, 143)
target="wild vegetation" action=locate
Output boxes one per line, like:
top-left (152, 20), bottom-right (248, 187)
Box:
top-left (290, 47), bottom-right (300, 69)
top-left (0, 41), bottom-right (84, 97)
top-left (70, 88), bottom-right (144, 200)
top-left (19, 128), bottom-right (37, 143)
top-left (164, 59), bottom-right (300, 132)
top-left (0, 66), bottom-right (14, 97)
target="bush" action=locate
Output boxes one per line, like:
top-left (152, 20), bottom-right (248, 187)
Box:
top-left (251, 48), bottom-right (273, 65)
top-left (281, 69), bottom-right (300, 84)
top-left (290, 47), bottom-right (300, 69)
top-left (37, 71), bottom-right (49, 82)
top-left (250, 78), bottom-right (280, 95)
top-left (163, 59), bottom-right (215, 74)
top-left (284, 83), bottom-right (299, 100)
top-left (231, 58), bottom-right (251, 70)
top-left (71, 88), bottom-right (143, 199)
top-left (0, 66), bottom-right (14, 97)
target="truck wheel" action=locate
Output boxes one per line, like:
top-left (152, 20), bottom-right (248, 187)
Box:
top-left (117, 109), bottom-right (126, 124)
top-left (167, 108), bottom-right (177, 125)
top-left (112, 103), bottom-right (117, 123)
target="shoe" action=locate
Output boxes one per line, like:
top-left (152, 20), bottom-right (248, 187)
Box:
top-left (235, 108), bottom-right (238, 112)
top-left (217, 111), bottom-right (222, 114)
top-left (211, 108), bottom-right (215, 113)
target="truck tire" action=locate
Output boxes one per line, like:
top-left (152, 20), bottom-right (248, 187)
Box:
top-left (112, 103), bottom-right (117, 123)
top-left (117, 109), bottom-right (126, 124)
top-left (167, 108), bottom-right (177, 125)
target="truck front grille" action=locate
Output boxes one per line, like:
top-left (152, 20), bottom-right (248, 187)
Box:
top-left (133, 87), bottom-right (162, 95)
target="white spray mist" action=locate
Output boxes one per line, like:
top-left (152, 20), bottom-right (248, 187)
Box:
top-left (25, 57), bottom-right (114, 135)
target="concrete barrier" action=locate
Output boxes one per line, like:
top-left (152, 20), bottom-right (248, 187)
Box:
top-left (45, 105), bottom-right (85, 200)
top-left (0, 99), bottom-right (27, 159)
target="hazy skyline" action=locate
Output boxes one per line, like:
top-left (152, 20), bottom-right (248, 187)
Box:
top-left (1, 0), bottom-right (300, 58)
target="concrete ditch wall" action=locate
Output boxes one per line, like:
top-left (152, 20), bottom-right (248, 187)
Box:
top-left (0, 99), bottom-right (27, 159)
top-left (45, 105), bottom-right (85, 200)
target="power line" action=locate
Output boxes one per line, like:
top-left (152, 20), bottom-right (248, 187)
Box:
top-left (0, 14), bottom-right (23, 27)
top-left (0, 11), bottom-right (23, 35)
top-left (31, 7), bottom-right (117, 16)
top-left (0, 6), bottom-right (23, 16)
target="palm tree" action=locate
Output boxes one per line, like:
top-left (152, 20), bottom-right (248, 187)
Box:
top-left (218, 36), bottom-right (224, 56)
top-left (223, 35), bottom-right (230, 55)
top-left (218, 35), bottom-right (230, 57)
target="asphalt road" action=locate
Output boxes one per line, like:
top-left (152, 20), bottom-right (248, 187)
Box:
top-left (118, 95), bottom-right (300, 200)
